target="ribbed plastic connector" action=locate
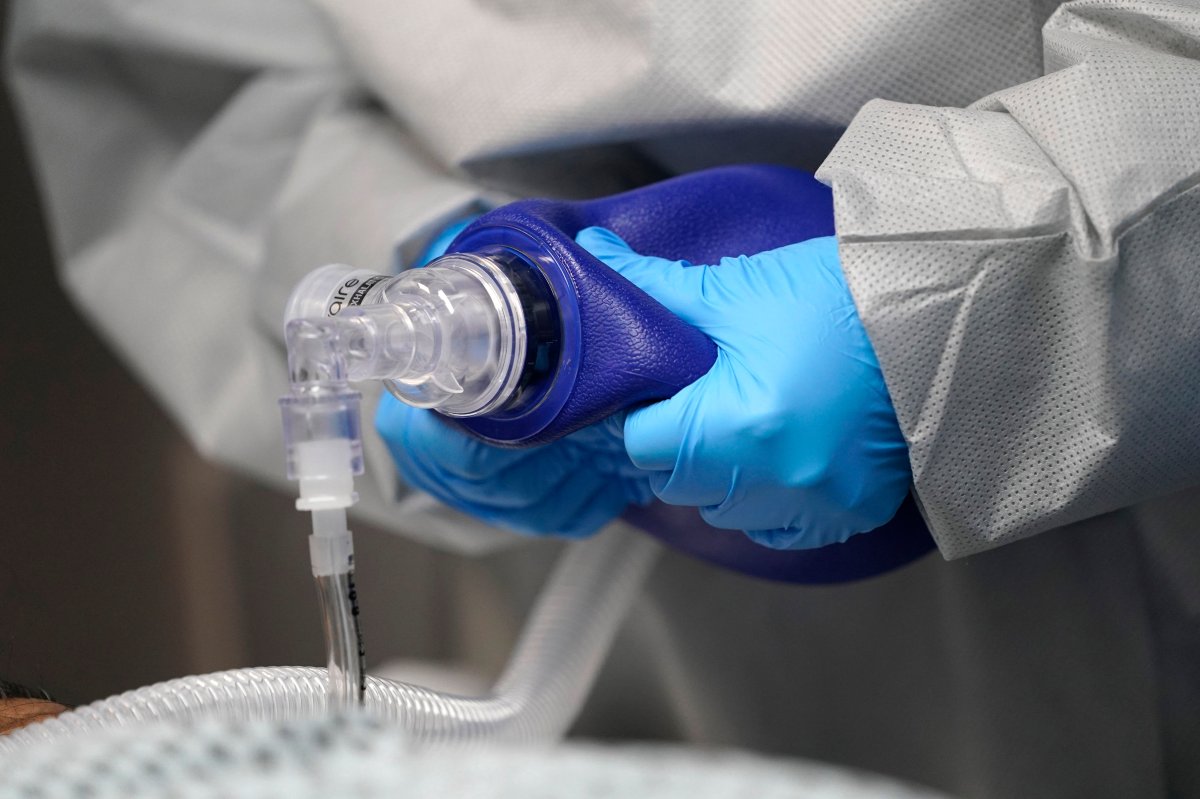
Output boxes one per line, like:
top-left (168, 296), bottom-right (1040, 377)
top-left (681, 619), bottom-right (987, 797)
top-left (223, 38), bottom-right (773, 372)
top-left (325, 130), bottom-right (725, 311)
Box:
top-left (282, 255), bottom-right (530, 417)
top-left (278, 391), bottom-right (363, 511)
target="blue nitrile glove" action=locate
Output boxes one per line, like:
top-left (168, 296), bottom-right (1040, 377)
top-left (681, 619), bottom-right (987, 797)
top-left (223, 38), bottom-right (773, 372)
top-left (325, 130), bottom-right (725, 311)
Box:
top-left (377, 401), bottom-right (653, 537)
top-left (576, 227), bottom-right (911, 550)
top-left (421, 216), bottom-right (475, 261)
top-left (375, 218), bottom-right (653, 538)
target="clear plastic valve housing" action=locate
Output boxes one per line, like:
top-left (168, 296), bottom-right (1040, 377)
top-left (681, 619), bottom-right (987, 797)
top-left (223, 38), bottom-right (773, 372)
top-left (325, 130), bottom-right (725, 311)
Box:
top-left (285, 257), bottom-right (529, 417)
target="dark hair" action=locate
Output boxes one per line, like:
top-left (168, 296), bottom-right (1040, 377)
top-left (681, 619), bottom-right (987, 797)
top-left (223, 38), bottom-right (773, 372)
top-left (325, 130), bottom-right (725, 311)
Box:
top-left (0, 679), bottom-right (66, 735)
top-left (0, 679), bottom-right (54, 703)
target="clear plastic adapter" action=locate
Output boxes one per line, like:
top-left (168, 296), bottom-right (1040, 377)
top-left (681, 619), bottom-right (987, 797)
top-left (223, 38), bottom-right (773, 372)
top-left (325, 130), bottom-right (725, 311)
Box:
top-left (284, 256), bottom-right (528, 417)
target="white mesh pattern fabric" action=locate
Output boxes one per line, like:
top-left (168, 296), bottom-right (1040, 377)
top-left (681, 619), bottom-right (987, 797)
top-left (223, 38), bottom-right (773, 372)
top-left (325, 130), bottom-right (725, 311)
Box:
top-left (0, 716), bottom-right (950, 799)
top-left (8, 0), bottom-right (1199, 558)
top-left (6, 0), bottom-right (1055, 553)
top-left (817, 0), bottom-right (1200, 557)
top-left (309, 0), bottom-right (1050, 166)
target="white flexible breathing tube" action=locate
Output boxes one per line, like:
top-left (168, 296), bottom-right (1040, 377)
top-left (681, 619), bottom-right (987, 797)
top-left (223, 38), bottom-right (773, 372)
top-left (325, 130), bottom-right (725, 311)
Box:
top-left (0, 524), bottom-right (659, 754)
top-left (1, 301), bottom-right (662, 756)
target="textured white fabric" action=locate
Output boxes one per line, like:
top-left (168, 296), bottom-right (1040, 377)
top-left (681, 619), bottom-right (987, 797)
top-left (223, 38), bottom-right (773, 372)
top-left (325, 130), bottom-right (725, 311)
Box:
top-left (6, 2), bottom-right (1200, 795)
top-left (0, 0), bottom-right (1089, 556)
top-left (5, 0), bottom-right (513, 552)
top-left (0, 716), bottom-right (950, 799)
top-left (18, 0), bottom-right (1196, 559)
top-left (816, 0), bottom-right (1200, 556)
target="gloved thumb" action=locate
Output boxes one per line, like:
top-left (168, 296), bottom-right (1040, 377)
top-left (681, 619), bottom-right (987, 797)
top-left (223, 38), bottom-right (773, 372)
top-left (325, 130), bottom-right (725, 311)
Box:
top-left (575, 226), bottom-right (720, 473)
top-left (576, 226), bottom-right (718, 329)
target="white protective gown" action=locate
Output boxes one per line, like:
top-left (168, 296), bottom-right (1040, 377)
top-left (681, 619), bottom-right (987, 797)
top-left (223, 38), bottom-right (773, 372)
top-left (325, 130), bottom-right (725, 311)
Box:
top-left (7, 1), bottom-right (1200, 797)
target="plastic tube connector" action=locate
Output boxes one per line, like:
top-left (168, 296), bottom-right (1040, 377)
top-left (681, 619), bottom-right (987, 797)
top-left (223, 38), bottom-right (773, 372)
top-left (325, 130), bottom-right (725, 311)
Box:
top-left (278, 389), bottom-right (364, 509)
top-left (292, 439), bottom-right (359, 511)
top-left (308, 508), bottom-right (353, 577)
top-left (282, 256), bottom-right (530, 418)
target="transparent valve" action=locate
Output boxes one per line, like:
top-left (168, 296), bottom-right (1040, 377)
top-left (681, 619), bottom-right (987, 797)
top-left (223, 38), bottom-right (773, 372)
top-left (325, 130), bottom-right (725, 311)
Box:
top-left (284, 256), bottom-right (529, 417)
top-left (278, 253), bottom-right (538, 709)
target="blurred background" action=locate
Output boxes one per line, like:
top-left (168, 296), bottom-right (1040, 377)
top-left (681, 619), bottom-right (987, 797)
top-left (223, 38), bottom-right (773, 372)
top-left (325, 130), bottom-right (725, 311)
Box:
top-left (0, 1), bottom-right (544, 708)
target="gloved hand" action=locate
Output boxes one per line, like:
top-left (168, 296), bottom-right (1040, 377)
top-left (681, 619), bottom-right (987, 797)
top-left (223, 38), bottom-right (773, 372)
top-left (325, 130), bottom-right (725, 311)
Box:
top-left (375, 217), bottom-right (653, 539)
top-left (376, 401), bottom-right (653, 537)
top-left (576, 227), bottom-right (911, 550)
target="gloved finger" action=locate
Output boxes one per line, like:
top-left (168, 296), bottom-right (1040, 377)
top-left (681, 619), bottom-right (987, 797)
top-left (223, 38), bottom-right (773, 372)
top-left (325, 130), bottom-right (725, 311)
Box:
top-left (522, 474), bottom-right (632, 538)
top-left (378, 396), bottom-right (543, 481)
top-left (393, 420), bottom-right (591, 512)
top-left (575, 227), bottom-right (723, 330)
top-left (621, 367), bottom-right (710, 471)
top-left (559, 413), bottom-right (627, 453)
top-left (741, 526), bottom-right (863, 551)
top-left (381, 396), bottom-right (636, 531)
top-left (704, 494), bottom-right (867, 550)
top-left (558, 481), bottom-right (636, 537)
top-left (620, 472), bottom-right (657, 506)
top-left (470, 463), bottom-right (628, 538)
top-left (740, 527), bottom-right (819, 551)
top-left (698, 495), bottom-right (808, 538)
top-left (395, 436), bottom-right (585, 523)
top-left (558, 415), bottom-right (655, 482)
top-left (391, 409), bottom-right (626, 520)
top-left (432, 446), bottom-right (593, 511)
top-left (647, 464), bottom-right (733, 509)
top-left (388, 441), bottom-right (466, 511)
